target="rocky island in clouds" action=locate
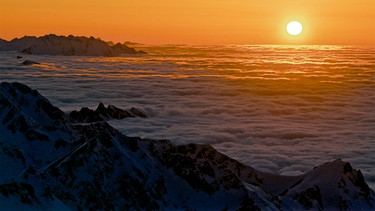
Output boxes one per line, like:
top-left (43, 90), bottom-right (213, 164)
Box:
top-left (0, 34), bottom-right (146, 56)
top-left (0, 82), bottom-right (374, 210)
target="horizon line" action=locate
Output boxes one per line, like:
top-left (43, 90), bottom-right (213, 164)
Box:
top-left (1, 34), bottom-right (374, 47)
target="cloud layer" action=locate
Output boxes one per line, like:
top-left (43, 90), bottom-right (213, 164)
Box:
top-left (1, 45), bottom-right (374, 189)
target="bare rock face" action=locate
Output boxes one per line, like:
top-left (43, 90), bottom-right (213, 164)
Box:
top-left (0, 34), bottom-right (146, 56)
top-left (0, 82), bottom-right (374, 210)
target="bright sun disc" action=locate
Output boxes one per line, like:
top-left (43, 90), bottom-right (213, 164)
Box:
top-left (286, 21), bottom-right (302, 35)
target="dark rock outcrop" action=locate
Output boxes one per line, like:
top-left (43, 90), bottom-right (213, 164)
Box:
top-left (20, 60), bottom-right (40, 65)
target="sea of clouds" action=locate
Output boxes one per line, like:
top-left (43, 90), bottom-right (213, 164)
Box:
top-left (1, 45), bottom-right (374, 188)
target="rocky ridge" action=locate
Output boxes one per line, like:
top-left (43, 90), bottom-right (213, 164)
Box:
top-left (0, 82), bottom-right (374, 210)
top-left (69, 103), bottom-right (146, 123)
top-left (0, 34), bottom-right (146, 56)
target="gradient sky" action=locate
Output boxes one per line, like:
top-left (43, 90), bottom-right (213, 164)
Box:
top-left (1, 0), bottom-right (374, 45)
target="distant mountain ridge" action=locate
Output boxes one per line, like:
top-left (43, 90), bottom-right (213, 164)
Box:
top-left (0, 82), bottom-right (374, 210)
top-left (0, 34), bottom-right (146, 56)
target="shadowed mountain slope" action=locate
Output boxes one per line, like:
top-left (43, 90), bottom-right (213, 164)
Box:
top-left (0, 82), bottom-right (373, 210)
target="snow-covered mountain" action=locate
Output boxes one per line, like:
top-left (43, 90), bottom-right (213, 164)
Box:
top-left (0, 34), bottom-right (145, 56)
top-left (0, 82), bottom-right (374, 210)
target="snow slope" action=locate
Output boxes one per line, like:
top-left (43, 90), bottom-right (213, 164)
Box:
top-left (0, 82), bottom-right (374, 210)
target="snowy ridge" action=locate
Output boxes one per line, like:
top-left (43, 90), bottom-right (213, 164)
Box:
top-left (0, 34), bottom-right (146, 56)
top-left (0, 82), bottom-right (374, 210)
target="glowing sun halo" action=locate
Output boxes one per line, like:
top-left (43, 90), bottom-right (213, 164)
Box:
top-left (286, 21), bottom-right (303, 36)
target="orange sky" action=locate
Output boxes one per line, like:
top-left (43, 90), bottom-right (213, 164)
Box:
top-left (1, 0), bottom-right (374, 45)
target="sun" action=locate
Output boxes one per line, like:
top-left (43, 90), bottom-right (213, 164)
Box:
top-left (286, 21), bottom-right (303, 36)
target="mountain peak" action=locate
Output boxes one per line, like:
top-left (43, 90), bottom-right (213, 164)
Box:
top-left (0, 34), bottom-right (145, 56)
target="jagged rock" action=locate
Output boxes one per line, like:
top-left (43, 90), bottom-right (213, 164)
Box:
top-left (69, 102), bottom-right (146, 123)
top-left (294, 185), bottom-right (323, 210)
top-left (0, 34), bottom-right (146, 56)
top-left (0, 82), bottom-right (374, 210)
